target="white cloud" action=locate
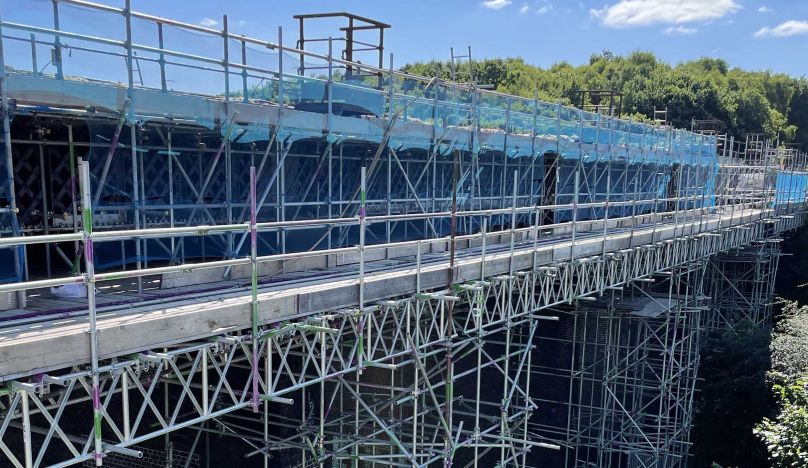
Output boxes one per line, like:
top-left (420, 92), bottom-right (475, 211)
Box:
top-left (755, 20), bottom-right (808, 38)
top-left (520, 2), bottom-right (529, 14)
top-left (590, 0), bottom-right (741, 28)
top-left (537, 5), bottom-right (553, 14)
top-left (482, 0), bottom-right (512, 9)
top-left (758, 6), bottom-right (773, 13)
top-left (199, 18), bottom-right (219, 27)
top-left (664, 26), bottom-right (698, 34)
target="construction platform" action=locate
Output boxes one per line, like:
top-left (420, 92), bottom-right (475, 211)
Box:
top-left (0, 206), bottom-right (783, 380)
top-left (0, 2), bottom-right (806, 467)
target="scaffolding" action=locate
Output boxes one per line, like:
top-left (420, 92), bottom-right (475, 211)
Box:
top-left (533, 261), bottom-right (705, 468)
top-left (0, 1), bottom-right (805, 467)
top-left (705, 242), bottom-right (780, 331)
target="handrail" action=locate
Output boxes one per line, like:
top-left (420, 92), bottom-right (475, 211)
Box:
top-left (0, 192), bottom-right (720, 248)
top-left (0, 200), bottom-right (780, 295)
top-left (0, 1), bottom-right (720, 154)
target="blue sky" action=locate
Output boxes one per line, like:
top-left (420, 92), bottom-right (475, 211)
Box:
top-left (4, 0), bottom-right (808, 78)
top-left (157, 0), bottom-right (808, 77)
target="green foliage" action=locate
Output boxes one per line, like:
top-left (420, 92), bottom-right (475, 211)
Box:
top-left (691, 322), bottom-right (773, 467)
top-left (753, 299), bottom-right (808, 467)
top-left (755, 376), bottom-right (808, 467)
top-left (401, 51), bottom-right (808, 145)
top-left (770, 300), bottom-right (808, 378)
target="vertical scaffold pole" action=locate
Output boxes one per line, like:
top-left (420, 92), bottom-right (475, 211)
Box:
top-left (327, 38), bottom-right (334, 249)
top-left (674, 132), bottom-right (685, 237)
top-left (124, 0), bottom-right (142, 293)
top-left (301, 388), bottom-right (306, 468)
top-left (630, 128), bottom-right (641, 248)
top-left (698, 131), bottom-right (708, 233)
top-left (167, 129), bottom-right (175, 257)
top-left (263, 337), bottom-right (270, 468)
top-left (563, 313), bottom-right (578, 467)
top-left (277, 27), bottom-right (284, 108)
top-left (122, 367), bottom-right (130, 443)
top-left (241, 38), bottom-right (248, 103)
top-left (355, 167), bottom-right (367, 466)
top-left (683, 142), bottom-right (694, 236)
top-left (37, 135), bottom-right (51, 278)
top-left (651, 137), bottom-right (661, 243)
top-left (570, 169), bottom-right (580, 266)
top-left (29, 33), bottom-right (38, 77)
top-left (530, 90), bottom-right (538, 207)
top-left (501, 170), bottom-right (518, 466)
top-left (157, 22), bottom-right (167, 92)
top-left (762, 137), bottom-right (773, 219)
top-left (412, 239), bottom-right (422, 462)
top-left (319, 317), bottom-right (326, 468)
top-left (359, 165), bottom-right (367, 314)
top-left (473, 217), bottom-right (487, 468)
top-left (51, 0), bottom-right (63, 80)
top-left (0, 18), bottom-right (25, 305)
top-left (249, 166), bottom-right (260, 412)
top-left (222, 15), bottom-right (230, 101)
top-left (510, 170), bottom-right (518, 274)
top-left (450, 150), bottom-right (459, 286)
top-left (223, 16), bottom-right (235, 260)
top-left (79, 158), bottom-right (103, 466)
top-left (444, 150), bottom-right (460, 464)
top-left (277, 27), bottom-right (286, 254)
top-left (349, 166), bottom-right (370, 468)
top-left (21, 387), bottom-right (33, 468)
top-left (601, 167), bottom-right (611, 289)
top-left (521, 321), bottom-right (535, 468)
top-left (385, 51), bottom-right (392, 244)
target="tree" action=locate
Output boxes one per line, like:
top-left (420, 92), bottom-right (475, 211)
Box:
top-left (691, 323), bottom-right (773, 468)
top-left (754, 300), bottom-right (808, 467)
top-left (754, 376), bottom-right (808, 467)
top-left (401, 52), bottom-right (808, 146)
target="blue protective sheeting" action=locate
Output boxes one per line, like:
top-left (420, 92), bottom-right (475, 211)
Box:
top-left (775, 172), bottom-right (808, 205)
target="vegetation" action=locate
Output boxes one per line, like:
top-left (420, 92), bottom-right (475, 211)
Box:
top-left (755, 376), bottom-right (808, 467)
top-left (687, 299), bottom-right (808, 468)
top-left (754, 300), bottom-right (808, 467)
top-left (401, 52), bottom-right (808, 146)
top-left (691, 322), bottom-right (773, 468)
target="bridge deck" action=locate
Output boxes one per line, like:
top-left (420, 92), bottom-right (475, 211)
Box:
top-left (0, 207), bottom-right (770, 381)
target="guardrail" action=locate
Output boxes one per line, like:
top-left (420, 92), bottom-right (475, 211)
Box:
top-left (0, 0), bottom-right (719, 159)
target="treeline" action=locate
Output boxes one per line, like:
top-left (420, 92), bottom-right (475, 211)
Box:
top-left (401, 52), bottom-right (808, 147)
